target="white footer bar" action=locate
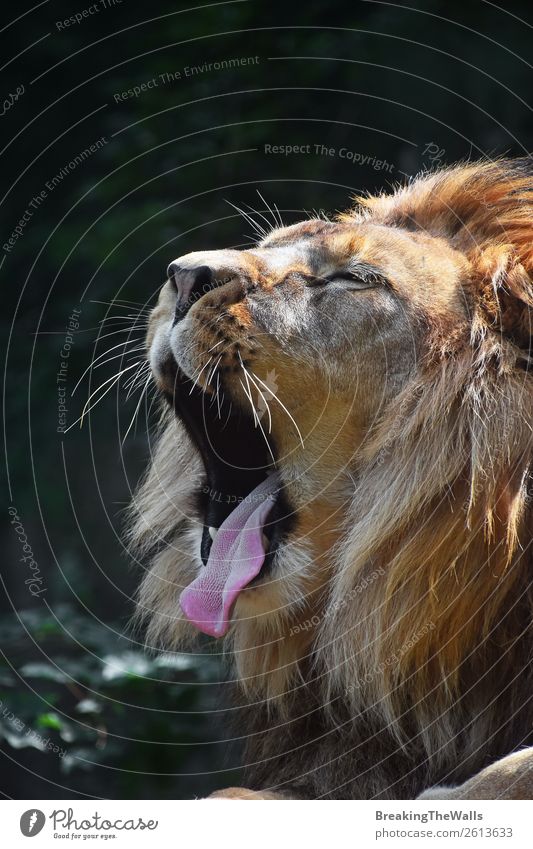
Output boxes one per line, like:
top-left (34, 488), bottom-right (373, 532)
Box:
top-left (3, 799), bottom-right (532, 848)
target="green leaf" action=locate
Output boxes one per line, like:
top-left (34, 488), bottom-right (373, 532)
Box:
top-left (37, 712), bottom-right (62, 731)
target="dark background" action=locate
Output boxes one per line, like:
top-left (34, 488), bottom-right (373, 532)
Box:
top-left (1, 0), bottom-right (532, 799)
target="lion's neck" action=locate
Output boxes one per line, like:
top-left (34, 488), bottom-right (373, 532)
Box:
top-left (234, 496), bottom-right (533, 798)
top-left (235, 472), bottom-right (531, 712)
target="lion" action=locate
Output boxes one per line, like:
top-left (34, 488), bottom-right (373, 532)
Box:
top-left (129, 159), bottom-right (533, 799)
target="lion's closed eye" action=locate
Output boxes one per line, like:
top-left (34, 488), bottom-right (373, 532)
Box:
top-left (307, 272), bottom-right (376, 289)
top-left (307, 265), bottom-right (388, 290)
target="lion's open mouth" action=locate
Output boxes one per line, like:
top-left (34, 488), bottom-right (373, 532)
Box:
top-left (169, 369), bottom-right (293, 637)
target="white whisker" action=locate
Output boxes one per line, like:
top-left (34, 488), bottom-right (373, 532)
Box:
top-left (125, 362), bottom-right (151, 399)
top-left (255, 190), bottom-right (281, 231)
top-left (238, 376), bottom-right (275, 464)
top-left (250, 369), bottom-right (305, 448)
top-left (240, 362), bottom-right (272, 433)
top-left (81, 361), bottom-right (141, 420)
top-left (64, 360), bottom-right (140, 432)
top-left (189, 356), bottom-right (213, 394)
top-left (71, 339), bottom-right (144, 396)
top-left (238, 376), bottom-right (259, 426)
top-left (273, 201), bottom-right (284, 229)
top-left (90, 298), bottom-right (152, 310)
top-left (216, 373), bottom-right (222, 419)
top-left (82, 345), bottom-right (145, 380)
top-left (222, 401), bottom-right (233, 429)
top-left (244, 201), bottom-right (273, 238)
top-left (122, 371), bottom-right (152, 445)
top-left (225, 200), bottom-right (268, 240)
top-left (206, 354), bottom-right (223, 389)
top-left (97, 313), bottom-right (146, 323)
top-left (95, 325), bottom-right (148, 343)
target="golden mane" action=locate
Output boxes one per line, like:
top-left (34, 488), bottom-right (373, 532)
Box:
top-left (130, 160), bottom-right (533, 783)
top-left (344, 159), bottom-right (533, 349)
top-left (326, 160), bottom-right (533, 765)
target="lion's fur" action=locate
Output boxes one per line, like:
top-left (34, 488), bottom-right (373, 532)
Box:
top-left (130, 160), bottom-right (533, 797)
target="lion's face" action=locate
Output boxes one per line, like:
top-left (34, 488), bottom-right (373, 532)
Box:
top-left (146, 215), bottom-right (469, 636)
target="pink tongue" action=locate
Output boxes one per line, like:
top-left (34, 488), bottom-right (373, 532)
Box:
top-left (179, 473), bottom-right (280, 637)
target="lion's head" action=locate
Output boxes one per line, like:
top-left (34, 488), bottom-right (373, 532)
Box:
top-left (131, 161), bottom-right (533, 783)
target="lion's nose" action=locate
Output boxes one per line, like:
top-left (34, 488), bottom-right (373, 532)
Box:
top-left (167, 262), bottom-right (214, 317)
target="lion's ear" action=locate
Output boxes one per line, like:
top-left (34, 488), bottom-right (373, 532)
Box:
top-left (471, 244), bottom-right (533, 354)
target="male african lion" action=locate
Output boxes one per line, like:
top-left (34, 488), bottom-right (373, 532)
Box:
top-left (130, 160), bottom-right (533, 799)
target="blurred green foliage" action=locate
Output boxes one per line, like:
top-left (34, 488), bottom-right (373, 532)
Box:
top-left (0, 605), bottom-right (235, 797)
